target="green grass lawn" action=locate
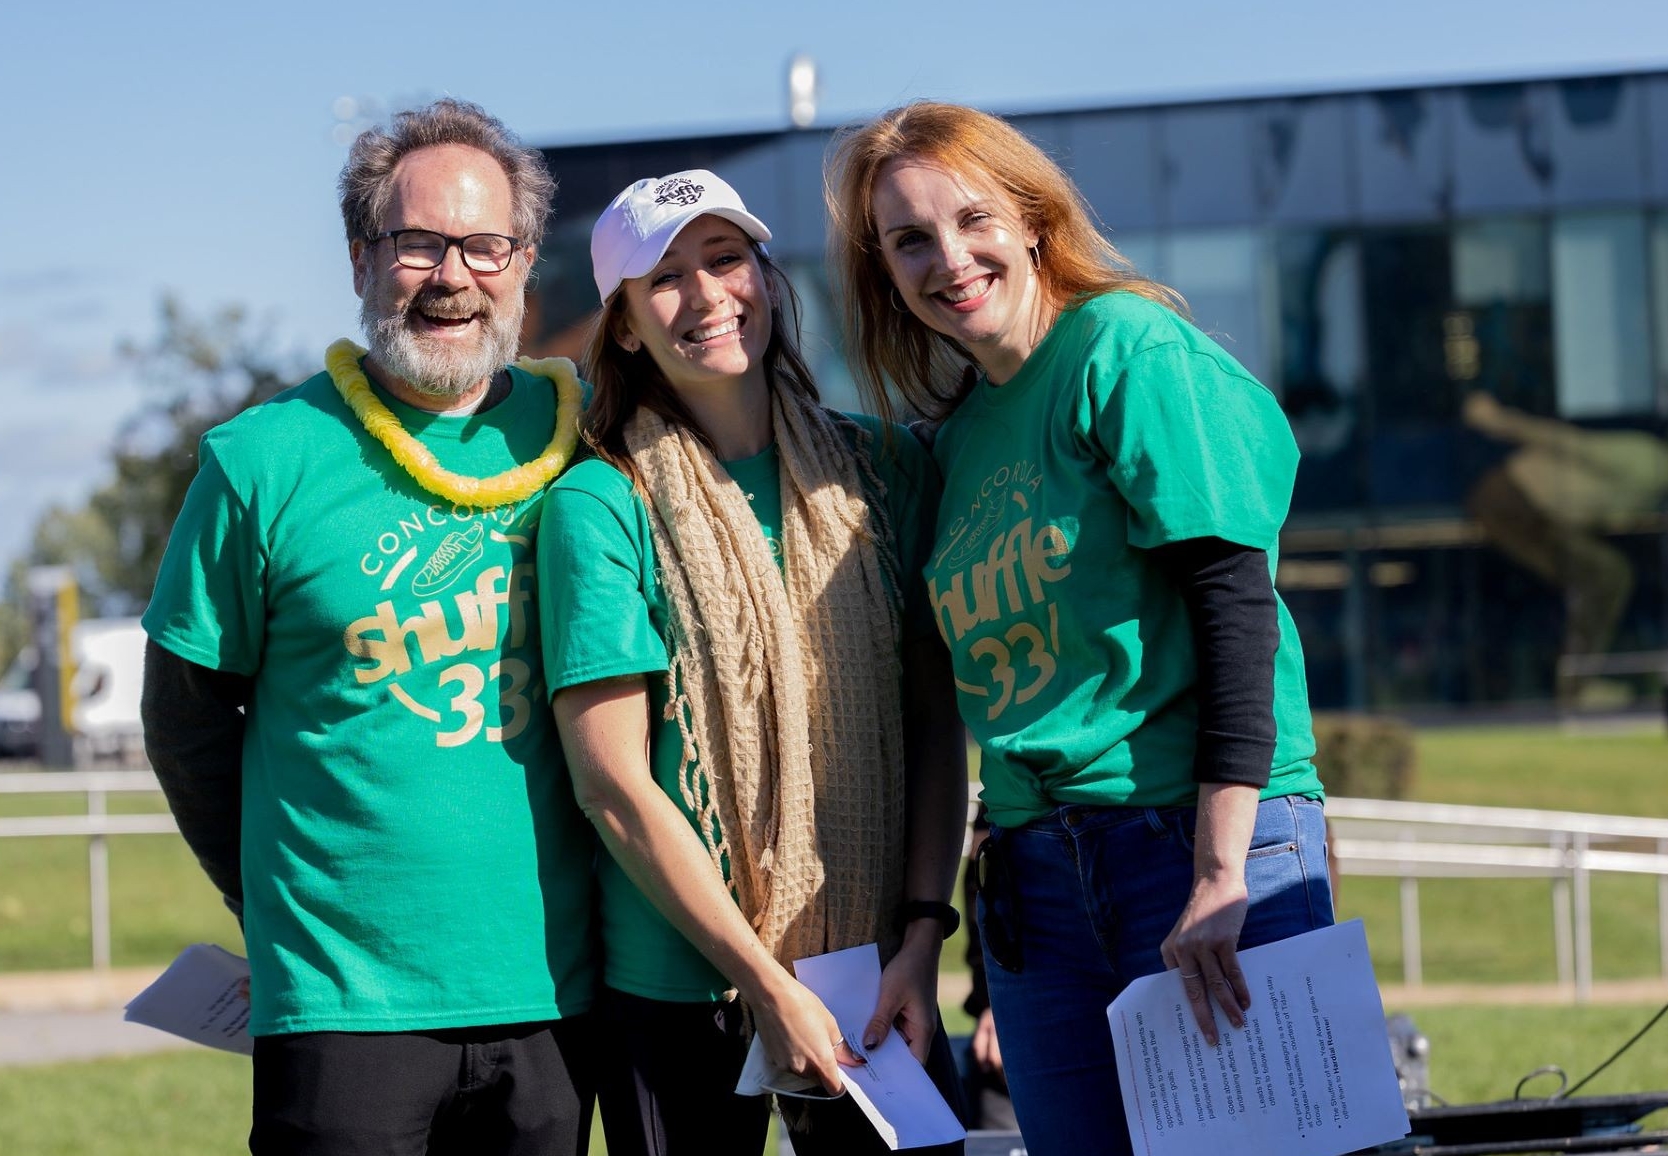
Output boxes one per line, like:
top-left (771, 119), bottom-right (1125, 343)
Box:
top-left (3, 1002), bottom-right (1665, 1154)
top-left (1409, 726), bottom-right (1667, 817)
top-left (0, 1050), bottom-right (250, 1156)
top-left (0, 788), bottom-right (242, 971)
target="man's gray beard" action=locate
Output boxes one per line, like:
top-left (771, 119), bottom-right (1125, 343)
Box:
top-left (361, 294), bottom-right (525, 403)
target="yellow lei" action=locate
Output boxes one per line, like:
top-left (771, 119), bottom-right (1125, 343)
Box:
top-left (325, 339), bottom-right (583, 508)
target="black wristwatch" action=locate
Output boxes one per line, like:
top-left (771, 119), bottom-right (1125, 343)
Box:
top-left (898, 899), bottom-right (961, 940)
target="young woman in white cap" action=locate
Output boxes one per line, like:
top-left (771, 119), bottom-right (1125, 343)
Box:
top-left (535, 170), bottom-right (968, 1156)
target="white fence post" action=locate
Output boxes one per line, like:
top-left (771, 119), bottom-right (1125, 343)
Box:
top-left (1400, 875), bottom-right (1422, 987)
top-left (1659, 838), bottom-right (1668, 980)
top-left (1552, 872), bottom-right (1574, 988)
top-left (88, 784), bottom-right (110, 971)
top-left (1572, 831), bottom-right (1592, 1003)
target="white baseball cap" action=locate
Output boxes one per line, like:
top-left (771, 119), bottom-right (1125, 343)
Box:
top-left (590, 169), bottom-right (773, 303)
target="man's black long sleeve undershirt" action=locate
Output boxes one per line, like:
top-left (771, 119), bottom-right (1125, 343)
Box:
top-left (141, 640), bottom-right (252, 919)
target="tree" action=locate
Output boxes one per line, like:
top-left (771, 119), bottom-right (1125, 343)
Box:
top-left (0, 296), bottom-right (303, 670)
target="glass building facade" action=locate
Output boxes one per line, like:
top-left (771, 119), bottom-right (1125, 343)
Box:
top-left (531, 70), bottom-right (1668, 715)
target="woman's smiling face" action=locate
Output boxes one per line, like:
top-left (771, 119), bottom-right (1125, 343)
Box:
top-left (870, 157), bottom-right (1045, 382)
top-left (616, 214), bottom-right (773, 397)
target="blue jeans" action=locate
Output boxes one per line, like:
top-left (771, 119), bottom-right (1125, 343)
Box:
top-left (976, 796), bottom-right (1333, 1156)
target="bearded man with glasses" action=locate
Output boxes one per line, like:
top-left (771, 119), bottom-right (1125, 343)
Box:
top-left (141, 98), bottom-right (597, 1155)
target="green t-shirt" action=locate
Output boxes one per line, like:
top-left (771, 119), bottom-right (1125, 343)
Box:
top-left (143, 364), bottom-right (597, 1035)
top-left (536, 414), bottom-right (938, 1002)
top-left (926, 292), bottom-right (1322, 829)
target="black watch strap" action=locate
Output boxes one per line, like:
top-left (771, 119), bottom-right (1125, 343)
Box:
top-left (898, 899), bottom-right (961, 940)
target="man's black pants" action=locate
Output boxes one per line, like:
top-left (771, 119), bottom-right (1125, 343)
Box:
top-left (250, 1015), bottom-right (595, 1156)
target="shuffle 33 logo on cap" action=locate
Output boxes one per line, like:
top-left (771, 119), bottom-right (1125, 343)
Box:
top-left (653, 176), bottom-right (704, 207)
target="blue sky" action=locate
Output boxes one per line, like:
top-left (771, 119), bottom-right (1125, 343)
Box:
top-left (2, 0), bottom-right (1666, 582)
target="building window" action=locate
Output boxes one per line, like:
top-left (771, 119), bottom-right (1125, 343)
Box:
top-left (1275, 230), bottom-right (1366, 511)
top-left (1651, 214), bottom-right (1668, 410)
top-left (1451, 217), bottom-right (1554, 417)
top-left (1160, 228), bottom-right (1270, 383)
top-left (1112, 231), bottom-right (1160, 283)
top-left (1552, 212), bottom-right (1652, 417)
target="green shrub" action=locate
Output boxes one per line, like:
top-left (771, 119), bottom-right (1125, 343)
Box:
top-left (1313, 712), bottom-right (1417, 799)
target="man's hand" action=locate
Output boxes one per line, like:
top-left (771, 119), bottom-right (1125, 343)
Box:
top-left (971, 1008), bottom-right (1002, 1073)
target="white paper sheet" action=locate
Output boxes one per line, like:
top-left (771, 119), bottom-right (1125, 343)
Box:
top-left (734, 943), bottom-right (966, 1150)
top-left (1109, 920), bottom-right (1409, 1156)
top-left (735, 1033), bottom-right (830, 1099)
top-left (123, 942), bottom-right (253, 1056)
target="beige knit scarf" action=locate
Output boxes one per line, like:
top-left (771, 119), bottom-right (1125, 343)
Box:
top-left (623, 389), bottom-right (907, 967)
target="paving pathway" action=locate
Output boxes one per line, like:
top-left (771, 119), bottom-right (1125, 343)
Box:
top-left (0, 966), bottom-right (1663, 1069)
top-left (0, 1007), bottom-right (192, 1066)
top-left (0, 965), bottom-right (185, 1067)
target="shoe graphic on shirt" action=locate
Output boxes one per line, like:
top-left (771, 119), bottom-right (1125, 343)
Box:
top-left (411, 523), bottom-right (485, 596)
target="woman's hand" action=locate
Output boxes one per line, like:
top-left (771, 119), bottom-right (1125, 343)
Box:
top-left (1161, 782), bottom-right (1259, 1045)
top-left (863, 923), bottom-right (944, 1063)
top-left (749, 970), bottom-right (858, 1094)
top-left (554, 678), bottom-right (860, 1092)
top-left (1160, 868), bottom-right (1251, 1045)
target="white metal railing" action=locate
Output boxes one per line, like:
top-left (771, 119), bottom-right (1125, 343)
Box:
top-left (1327, 796), bottom-right (1668, 1000)
top-left (5, 774), bottom-right (1667, 998)
top-left (0, 770), bottom-right (177, 971)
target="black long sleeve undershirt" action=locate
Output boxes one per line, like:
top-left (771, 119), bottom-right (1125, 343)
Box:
top-left (141, 640), bottom-right (252, 919)
top-left (1148, 536), bottom-right (1281, 790)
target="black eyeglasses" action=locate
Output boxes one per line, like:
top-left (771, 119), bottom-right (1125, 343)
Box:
top-left (369, 229), bottom-right (527, 273)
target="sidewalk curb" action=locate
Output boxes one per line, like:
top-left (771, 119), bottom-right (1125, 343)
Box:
top-left (0, 968), bottom-right (1662, 1015)
top-left (1380, 979), bottom-right (1668, 1008)
top-left (0, 967), bottom-right (164, 1013)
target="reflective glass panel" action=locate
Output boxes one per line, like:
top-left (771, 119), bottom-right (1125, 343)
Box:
top-left (768, 132), bottom-right (835, 258)
top-left (1361, 225), bottom-right (1453, 426)
top-left (1452, 83), bottom-right (1554, 213)
top-left (1549, 76), bottom-right (1646, 206)
top-left (1161, 228), bottom-right (1269, 382)
top-left (1359, 225), bottom-right (1475, 506)
top-left (1011, 115), bottom-right (1071, 169)
top-left (1450, 218), bottom-right (1555, 416)
top-left (1354, 90), bottom-right (1449, 222)
top-left (780, 260), bottom-right (862, 415)
top-left (1645, 76), bottom-right (1668, 202)
top-left (1275, 230), bottom-right (1366, 510)
top-left (1551, 212), bottom-right (1653, 417)
top-left (1066, 111), bottom-right (1161, 231)
top-left (1112, 231), bottom-right (1160, 282)
top-left (1254, 98), bottom-right (1352, 223)
top-left (713, 144), bottom-right (784, 253)
top-left (1651, 214), bottom-right (1668, 404)
top-left (1159, 104), bottom-right (1256, 226)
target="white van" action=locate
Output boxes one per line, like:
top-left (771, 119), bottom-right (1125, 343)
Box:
top-left (0, 618), bottom-right (148, 762)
